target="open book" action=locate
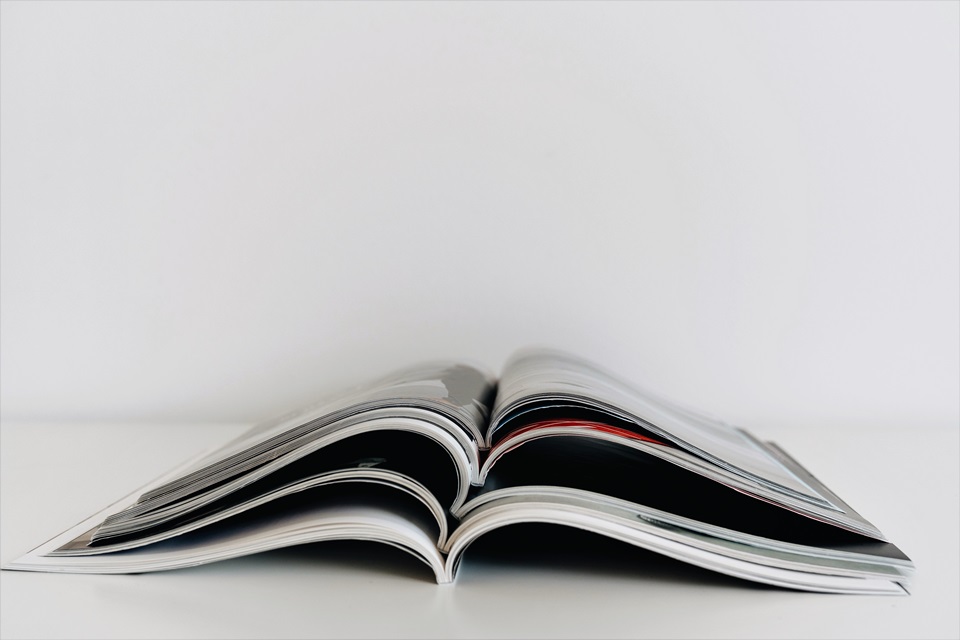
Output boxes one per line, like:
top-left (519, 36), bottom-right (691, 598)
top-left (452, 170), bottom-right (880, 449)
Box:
top-left (4, 348), bottom-right (914, 594)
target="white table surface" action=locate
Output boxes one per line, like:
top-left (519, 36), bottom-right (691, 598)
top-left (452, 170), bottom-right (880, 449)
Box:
top-left (1, 421), bottom-right (957, 640)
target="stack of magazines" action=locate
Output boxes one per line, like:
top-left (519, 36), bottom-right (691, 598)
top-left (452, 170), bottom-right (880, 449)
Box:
top-left (4, 348), bottom-right (914, 594)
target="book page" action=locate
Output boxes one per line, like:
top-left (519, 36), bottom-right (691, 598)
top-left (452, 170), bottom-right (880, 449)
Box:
top-left (132, 361), bottom-right (495, 513)
top-left (488, 349), bottom-right (828, 505)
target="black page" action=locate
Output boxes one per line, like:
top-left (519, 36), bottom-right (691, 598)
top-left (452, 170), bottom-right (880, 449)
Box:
top-left (90, 430), bottom-right (459, 547)
top-left (477, 435), bottom-right (910, 560)
top-left (88, 482), bottom-right (443, 561)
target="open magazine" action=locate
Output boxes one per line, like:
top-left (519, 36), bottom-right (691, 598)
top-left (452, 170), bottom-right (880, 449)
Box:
top-left (4, 348), bottom-right (914, 594)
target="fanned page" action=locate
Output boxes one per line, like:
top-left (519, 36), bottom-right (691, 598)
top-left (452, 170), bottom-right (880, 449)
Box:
top-left (5, 360), bottom-right (498, 579)
top-left (108, 363), bottom-right (493, 513)
top-left (488, 349), bottom-right (834, 508)
top-left (162, 360), bottom-right (496, 487)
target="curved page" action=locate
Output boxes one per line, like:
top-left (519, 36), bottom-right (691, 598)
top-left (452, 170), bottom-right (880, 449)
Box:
top-left (443, 493), bottom-right (910, 594)
top-left (129, 362), bottom-right (494, 519)
top-left (488, 349), bottom-right (832, 507)
top-left (98, 409), bottom-right (477, 541)
top-left (54, 468), bottom-right (449, 555)
top-left (7, 475), bottom-right (446, 582)
top-left (477, 424), bottom-right (883, 539)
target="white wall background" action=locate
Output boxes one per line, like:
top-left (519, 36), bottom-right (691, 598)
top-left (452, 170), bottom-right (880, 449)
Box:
top-left (2, 1), bottom-right (957, 431)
